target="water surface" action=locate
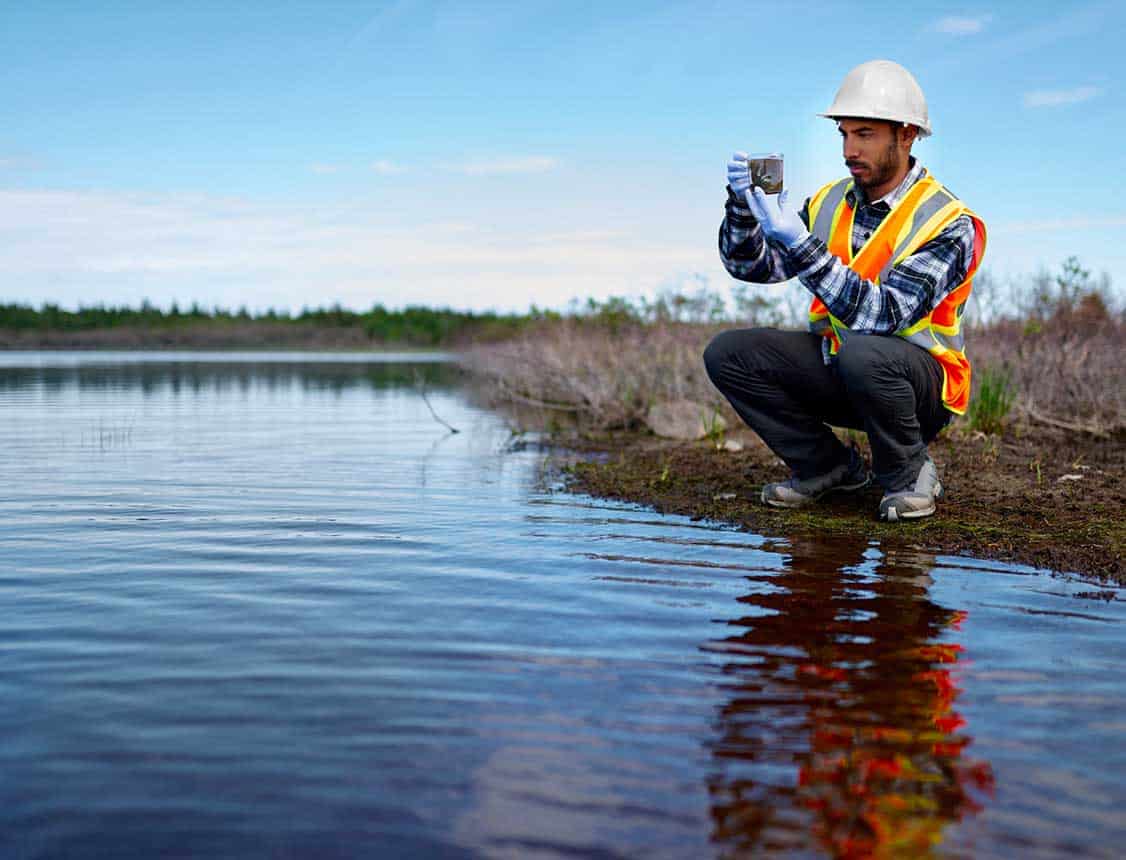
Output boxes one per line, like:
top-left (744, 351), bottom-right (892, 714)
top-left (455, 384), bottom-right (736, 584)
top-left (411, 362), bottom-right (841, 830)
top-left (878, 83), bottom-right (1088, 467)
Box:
top-left (1, 352), bottom-right (1123, 859)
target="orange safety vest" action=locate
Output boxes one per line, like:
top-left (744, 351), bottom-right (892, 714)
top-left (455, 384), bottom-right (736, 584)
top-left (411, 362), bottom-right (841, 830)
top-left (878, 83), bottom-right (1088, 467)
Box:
top-left (806, 171), bottom-right (986, 415)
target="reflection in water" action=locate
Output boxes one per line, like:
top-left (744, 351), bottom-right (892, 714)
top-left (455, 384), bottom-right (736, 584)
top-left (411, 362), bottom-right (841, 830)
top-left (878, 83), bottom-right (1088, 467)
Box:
top-left (0, 359), bottom-right (460, 396)
top-left (705, 539), bottom-right (994, 857)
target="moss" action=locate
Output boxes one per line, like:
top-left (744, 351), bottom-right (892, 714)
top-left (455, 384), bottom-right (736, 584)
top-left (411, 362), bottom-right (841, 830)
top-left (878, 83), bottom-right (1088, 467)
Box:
top-left (560, 430), bottom-right (1125, 584)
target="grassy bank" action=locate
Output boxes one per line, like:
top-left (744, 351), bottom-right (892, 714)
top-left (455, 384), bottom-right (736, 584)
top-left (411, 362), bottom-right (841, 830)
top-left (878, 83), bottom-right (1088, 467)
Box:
top-left (465, 266), bottom-right (1124, 582)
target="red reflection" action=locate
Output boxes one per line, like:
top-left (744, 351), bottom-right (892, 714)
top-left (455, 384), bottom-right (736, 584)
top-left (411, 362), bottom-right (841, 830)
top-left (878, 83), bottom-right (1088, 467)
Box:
top-left (705, 539), bottom-right (994, 857)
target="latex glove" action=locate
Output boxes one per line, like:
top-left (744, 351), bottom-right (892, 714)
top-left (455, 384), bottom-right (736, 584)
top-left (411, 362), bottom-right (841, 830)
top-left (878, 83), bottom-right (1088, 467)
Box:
top-left (743, 187), bottom-right (809, 248)
top-left (726, 152), bottom-right (753, 197)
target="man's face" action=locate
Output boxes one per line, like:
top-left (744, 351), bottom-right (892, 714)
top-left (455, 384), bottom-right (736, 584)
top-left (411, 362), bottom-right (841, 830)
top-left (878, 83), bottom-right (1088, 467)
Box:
top-left (838, 119), bottom-right (907, 193)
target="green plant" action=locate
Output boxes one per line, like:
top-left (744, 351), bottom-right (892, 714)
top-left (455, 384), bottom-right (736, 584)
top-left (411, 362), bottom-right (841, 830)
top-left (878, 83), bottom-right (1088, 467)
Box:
top-left (702, 405), bottom-right (726, 449)
top-left (968, 366), bottom-right (1016, 435)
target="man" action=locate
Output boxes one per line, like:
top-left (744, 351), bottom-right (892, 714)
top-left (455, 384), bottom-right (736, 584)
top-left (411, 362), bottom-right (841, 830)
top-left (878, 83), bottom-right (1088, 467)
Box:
top-left (704, 59), bottom-right (986, 522)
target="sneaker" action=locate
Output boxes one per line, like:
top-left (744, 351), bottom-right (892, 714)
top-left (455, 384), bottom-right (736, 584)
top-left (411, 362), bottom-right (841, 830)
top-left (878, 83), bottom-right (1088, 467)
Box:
top-left (879, 456), bottom-right (943, 522)
top-left (761, 447), bottom-right (871, 509)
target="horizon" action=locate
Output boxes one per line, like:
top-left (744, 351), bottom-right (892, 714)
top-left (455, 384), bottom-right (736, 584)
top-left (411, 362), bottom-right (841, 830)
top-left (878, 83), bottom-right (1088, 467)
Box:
top-left (2, 1), bottom-right (1123, 314)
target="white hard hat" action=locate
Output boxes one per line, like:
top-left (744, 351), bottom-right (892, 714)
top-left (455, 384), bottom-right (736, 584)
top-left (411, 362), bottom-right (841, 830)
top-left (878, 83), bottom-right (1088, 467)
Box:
top-left (820, 59), bottom-right (931, 137)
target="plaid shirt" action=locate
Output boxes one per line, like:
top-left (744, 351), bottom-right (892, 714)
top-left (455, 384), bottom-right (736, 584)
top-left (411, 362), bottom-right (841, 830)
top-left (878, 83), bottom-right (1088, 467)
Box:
top-left (719, 158), bottom-right (975, 359)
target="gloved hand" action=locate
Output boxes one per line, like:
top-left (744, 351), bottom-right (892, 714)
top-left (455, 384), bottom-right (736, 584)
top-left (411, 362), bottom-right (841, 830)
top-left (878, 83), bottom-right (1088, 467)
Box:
top-left (743, 187), bottom-right (810, 248)
top-left (726, 152), bottom-right (753, 197)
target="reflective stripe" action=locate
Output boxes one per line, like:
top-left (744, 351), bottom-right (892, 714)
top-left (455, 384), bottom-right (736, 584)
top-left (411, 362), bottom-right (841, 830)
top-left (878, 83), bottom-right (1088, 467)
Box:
top-left (803, 172), bottom-right (986, 414)
top-left (875, 188), bottom-right (958, 285)
top-left (806, 181), bottom-right (837, 229)
top-left (809, 179), bottom-right (851, 243)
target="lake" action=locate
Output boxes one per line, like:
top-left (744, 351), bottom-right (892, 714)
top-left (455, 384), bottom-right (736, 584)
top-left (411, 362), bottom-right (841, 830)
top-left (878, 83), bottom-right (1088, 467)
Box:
top-left (1, 352), bottom-right (1123, 859)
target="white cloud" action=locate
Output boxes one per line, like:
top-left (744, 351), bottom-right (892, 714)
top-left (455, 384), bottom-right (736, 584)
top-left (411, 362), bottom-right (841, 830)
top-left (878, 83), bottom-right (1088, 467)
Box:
top-left (0, 188), bottom-right (704, 312)
top-left (371, 159), bottom-right (407, 176)
top-left (1022, 85), bottom-right (1101, 108)
top-left (935, 14), bottom-right (992, 35)
top-left (456, 156), bottom-right (560, 176)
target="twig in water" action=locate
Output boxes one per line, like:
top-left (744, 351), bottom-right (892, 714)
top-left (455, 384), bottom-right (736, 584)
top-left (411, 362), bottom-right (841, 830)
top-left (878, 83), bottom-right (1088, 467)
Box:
top-left (413, 370), bottom-right (460, 434)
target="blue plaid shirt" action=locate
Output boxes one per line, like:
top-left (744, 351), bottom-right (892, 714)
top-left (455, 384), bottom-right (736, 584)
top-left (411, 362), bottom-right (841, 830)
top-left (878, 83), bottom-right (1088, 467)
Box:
top-left (719, 158), bottom-right (975, 359)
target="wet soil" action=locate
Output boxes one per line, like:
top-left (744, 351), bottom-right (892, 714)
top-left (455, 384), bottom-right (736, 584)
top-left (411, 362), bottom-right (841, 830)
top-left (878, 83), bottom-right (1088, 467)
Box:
top-left (559, 426), bottom-right (1125, 584)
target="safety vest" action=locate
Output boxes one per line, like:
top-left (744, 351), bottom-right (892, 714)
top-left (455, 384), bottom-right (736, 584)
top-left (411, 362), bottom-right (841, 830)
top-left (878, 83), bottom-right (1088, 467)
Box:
top-left (806, 171), bottom-right (986, 415)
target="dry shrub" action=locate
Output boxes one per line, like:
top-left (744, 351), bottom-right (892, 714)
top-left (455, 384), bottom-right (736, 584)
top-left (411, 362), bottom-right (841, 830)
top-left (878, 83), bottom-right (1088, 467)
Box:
top-left (471, 313), bottom-right (1124, 438)
top-left (463, 319), bottom-right (731, 431)
top-left (468, 258), bottom-right (1124, 438)
top-left (969, 313), bottom-right (1125, 436)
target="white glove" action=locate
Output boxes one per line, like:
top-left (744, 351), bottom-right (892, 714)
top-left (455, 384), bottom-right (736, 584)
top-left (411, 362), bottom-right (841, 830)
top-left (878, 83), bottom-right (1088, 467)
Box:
top-left (726, 152), bottom-right (753, 197)
top-left (743, 187), bottom-right (810, 248)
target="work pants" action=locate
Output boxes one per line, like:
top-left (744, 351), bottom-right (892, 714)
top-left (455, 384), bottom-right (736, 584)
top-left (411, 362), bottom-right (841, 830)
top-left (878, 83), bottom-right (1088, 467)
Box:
top-left (703, 328), bottom-right (952, 492)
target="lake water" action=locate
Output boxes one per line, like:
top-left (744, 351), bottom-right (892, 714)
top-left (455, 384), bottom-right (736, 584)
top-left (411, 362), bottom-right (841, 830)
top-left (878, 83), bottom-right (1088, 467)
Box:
top-left (1, 352), bottom-right (1123, 859)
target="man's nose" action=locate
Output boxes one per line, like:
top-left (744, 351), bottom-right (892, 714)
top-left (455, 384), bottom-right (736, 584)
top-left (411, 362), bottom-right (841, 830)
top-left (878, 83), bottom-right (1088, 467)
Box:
top-left (842, 137), bottom-right (859, 160)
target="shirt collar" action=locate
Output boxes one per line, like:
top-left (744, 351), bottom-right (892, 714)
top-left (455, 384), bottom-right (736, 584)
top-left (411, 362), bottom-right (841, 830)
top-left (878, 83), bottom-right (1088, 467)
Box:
top-left (848, 156), bottom-right (924, 210)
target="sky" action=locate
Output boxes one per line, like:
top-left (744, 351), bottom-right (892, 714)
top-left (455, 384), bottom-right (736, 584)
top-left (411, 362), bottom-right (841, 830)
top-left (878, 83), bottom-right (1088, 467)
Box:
top-left (1, 0), bottom-right (1123, 313)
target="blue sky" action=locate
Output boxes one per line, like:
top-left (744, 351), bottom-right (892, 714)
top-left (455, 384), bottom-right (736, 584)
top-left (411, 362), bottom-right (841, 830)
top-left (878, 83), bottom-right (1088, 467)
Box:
top-left (0, 0), bottom-right (1122, 313)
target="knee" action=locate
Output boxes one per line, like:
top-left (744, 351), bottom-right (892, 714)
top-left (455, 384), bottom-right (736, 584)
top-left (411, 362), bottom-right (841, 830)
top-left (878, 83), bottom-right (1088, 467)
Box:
top-left (703, 328), bottom-right (773, 383)
top-left (703, 330), bottom-right (740, 381)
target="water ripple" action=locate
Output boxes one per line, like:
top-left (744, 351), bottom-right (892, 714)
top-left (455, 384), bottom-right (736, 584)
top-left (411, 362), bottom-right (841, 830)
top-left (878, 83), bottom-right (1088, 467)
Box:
top-left (1, 354), bottom-right (1124, 859)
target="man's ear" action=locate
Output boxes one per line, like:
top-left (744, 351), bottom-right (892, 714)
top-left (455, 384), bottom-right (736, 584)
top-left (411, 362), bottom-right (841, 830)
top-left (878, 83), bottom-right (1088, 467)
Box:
top-left (899, 123), bottom-right (919, 149)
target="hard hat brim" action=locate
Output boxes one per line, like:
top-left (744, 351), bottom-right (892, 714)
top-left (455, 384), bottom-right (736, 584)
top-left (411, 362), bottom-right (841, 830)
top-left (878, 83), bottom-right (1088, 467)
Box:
top-left (820, 112), bottom-right (932, 138)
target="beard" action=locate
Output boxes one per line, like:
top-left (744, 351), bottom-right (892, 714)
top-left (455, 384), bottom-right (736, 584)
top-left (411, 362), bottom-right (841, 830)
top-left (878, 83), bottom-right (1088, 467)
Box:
top-left (846, 139), bottom-right (902, 192)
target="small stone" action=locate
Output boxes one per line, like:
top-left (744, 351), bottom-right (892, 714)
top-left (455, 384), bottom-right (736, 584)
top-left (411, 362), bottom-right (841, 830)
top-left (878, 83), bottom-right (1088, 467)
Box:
top-left (645, 399), bottom-right (726, 440)
top-left (713, 492), bottom-right (738, 501)
top-left (1057, 474), bottom-right (1083, 482)
top-left (722, 439), bottom-right (744, 452)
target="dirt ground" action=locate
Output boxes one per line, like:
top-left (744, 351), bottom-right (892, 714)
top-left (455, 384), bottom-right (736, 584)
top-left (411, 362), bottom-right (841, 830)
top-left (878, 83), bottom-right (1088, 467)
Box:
top-left (558, 426), bottom-right (1125, 584)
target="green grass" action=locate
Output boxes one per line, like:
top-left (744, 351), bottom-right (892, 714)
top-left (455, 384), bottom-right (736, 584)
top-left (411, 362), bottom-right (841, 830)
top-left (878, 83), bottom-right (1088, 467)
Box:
top-left (968, 366), bottom-right (1016, 435)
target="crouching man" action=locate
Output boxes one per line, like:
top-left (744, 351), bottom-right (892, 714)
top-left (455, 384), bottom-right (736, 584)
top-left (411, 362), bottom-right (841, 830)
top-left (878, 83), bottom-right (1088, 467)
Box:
top-left (704, 59), bottom-right (986, 521)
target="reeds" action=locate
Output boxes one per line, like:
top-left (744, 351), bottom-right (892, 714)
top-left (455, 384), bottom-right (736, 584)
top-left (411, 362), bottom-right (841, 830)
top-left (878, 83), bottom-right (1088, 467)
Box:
top-left (463, 318), bottom-right (727, 431)
top-left (467, 264), bottom-right (1125, 438)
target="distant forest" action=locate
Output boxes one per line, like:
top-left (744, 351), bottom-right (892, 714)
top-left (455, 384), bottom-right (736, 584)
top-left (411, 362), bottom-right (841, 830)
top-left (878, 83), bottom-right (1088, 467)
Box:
top-left (0, 301), bottom-right (539, 348)
top-left (0, 292), bottom-right (734, 349)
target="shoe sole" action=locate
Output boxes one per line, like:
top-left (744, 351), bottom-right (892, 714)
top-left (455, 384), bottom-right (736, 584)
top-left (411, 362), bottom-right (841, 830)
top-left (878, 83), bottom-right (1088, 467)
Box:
top-left (762, 475), bottom-right (872, 509)
top-left (881, 482), bottom-right (943, 522)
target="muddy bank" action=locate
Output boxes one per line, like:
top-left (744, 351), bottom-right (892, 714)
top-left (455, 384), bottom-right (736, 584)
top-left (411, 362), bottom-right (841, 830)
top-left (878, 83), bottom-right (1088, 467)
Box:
top-left (559, 427), bottom-right (1125, 584)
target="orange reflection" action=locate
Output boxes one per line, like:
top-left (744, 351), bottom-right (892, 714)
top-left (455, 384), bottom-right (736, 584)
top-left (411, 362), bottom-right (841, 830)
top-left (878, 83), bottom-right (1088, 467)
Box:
top-left (705, 538), bottom-right (993, 857)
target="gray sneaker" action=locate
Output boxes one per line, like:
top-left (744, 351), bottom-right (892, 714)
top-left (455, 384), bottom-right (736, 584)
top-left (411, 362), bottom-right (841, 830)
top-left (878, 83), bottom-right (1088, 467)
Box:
top-left (761, 447), bottom-right (871, 509)
top-left (879, 456), bottom-right (943, 522)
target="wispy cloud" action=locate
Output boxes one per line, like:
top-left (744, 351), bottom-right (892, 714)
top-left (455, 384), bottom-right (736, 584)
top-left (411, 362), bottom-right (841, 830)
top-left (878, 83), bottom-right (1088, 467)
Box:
top-left (371, 159), bottom-right (407, 176)
top-left (934, 14), bottom-right (992, 35)
top-left (0, 188), bottom-right (703, 312)
top-left (1022, 85), bottom-right (1101, 108)
top-left (993, 215), bottom-right (1126, 234)
top-left (0, 154), bottom-right (44, 171)
top-left (456, 156), bottom-right (560, 176)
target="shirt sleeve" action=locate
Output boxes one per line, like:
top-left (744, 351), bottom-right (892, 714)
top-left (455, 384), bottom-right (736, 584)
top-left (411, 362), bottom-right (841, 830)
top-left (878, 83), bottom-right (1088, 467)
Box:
top-left (783, 213), bottom-right (976, 333)
top-left (718, 187), bottom-right (808, 284)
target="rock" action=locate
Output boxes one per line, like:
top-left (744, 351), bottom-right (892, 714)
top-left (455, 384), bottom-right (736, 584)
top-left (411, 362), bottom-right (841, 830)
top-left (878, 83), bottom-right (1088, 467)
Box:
top-left (645, 399), bottom-right (726, 440)
top-left (713, 492), bottom-right (738, 501)
top-left (722, 439), bottom-right (744, 452)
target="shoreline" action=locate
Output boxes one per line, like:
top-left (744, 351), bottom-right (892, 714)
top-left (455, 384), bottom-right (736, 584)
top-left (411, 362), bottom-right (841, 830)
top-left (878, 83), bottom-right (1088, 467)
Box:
top-left (556, 427), bottom-right (1124, 585)
top-left (6, 340), bottom-right (1122, 581)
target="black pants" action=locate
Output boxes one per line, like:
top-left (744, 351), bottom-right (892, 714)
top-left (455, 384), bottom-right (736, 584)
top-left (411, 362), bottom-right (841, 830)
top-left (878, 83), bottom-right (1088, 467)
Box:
top-left (703, 329), bottom-right (951, 492)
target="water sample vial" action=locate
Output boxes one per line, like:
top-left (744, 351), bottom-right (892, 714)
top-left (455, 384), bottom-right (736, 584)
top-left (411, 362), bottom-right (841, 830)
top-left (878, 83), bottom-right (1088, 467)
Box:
top-left (748, 153), bottom-right (783, 194)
